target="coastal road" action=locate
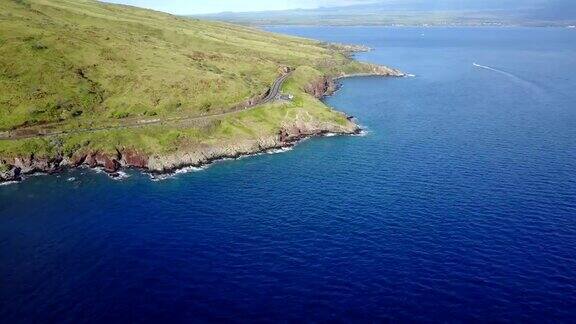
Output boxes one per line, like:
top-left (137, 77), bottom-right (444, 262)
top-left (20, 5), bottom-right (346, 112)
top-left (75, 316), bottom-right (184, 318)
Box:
top-left (260, 72), bottom-right (292, 104)
top-left (0, 71), bottom-right (293, 141)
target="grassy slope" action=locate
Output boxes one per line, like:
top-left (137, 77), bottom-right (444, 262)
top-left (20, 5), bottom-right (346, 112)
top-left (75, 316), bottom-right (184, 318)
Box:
top-left (0, 0), bottom-right (372, 160)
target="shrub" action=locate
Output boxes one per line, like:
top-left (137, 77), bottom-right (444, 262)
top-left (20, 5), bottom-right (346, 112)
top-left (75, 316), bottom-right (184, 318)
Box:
top-left (31, 41), bottom-right (47, 50)
top-left (110, 111), bottom-right (130, 119)
top-left (0, 163), bottom-right (10, 173)
top-left (13, 0), bottom-right (30, 7)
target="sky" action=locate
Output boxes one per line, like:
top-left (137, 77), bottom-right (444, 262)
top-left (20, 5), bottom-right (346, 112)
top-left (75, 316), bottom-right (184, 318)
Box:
top-left (103, 0), bottom-right (377, 14)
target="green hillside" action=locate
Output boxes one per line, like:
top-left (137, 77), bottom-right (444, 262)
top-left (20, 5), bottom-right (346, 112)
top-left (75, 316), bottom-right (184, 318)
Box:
top-left (0, 0), bottom-right (388, 173)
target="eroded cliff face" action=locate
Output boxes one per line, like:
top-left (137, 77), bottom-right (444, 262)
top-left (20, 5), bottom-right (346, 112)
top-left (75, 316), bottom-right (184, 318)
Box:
top-left (305, 76), bottom-right (339, 99)
top-left (1, 155), bottom-right (64, 182)
top-left (0, 150), bottom-right (147, 182)
top-left (0, 164), bottom-right (21, 182)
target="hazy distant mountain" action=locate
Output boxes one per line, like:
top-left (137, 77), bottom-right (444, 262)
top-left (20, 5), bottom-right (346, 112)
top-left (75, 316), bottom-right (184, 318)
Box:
top-left (198, 0), bottom-right (576, 27)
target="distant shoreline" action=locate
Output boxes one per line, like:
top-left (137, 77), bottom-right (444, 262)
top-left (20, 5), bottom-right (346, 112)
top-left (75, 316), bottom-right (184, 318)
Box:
top-left (262, 24), bottom-right (576, 29)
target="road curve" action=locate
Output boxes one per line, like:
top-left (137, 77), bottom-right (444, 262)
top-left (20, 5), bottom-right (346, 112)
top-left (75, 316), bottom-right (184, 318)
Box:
top-left (0, 71), bottom-right (293, 141)
top-left (261, 72), bottom-right (292, 104)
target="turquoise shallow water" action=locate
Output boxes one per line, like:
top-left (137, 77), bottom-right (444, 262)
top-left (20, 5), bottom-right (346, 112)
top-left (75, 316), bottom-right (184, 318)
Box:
top-left (1, 27), bottom-right (576, 322)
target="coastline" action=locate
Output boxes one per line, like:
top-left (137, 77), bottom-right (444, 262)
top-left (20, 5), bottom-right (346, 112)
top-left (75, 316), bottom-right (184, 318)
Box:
top-left (147, 126), bottom-right (362, 179)
top-left (0, 117), bottom-right (361, 184)
top-left (1, 69), bottom-right (404, 184)
top-left (0, 40), bottom-right (405, 184)
top-left (141, 65), bottom-right (403, 179)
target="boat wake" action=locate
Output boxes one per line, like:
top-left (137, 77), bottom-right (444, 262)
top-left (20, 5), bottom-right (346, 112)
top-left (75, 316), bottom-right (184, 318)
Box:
top-left (473, 63), bottom-right (518, 79)
top-left (472, 63), bottom-right (542, 95)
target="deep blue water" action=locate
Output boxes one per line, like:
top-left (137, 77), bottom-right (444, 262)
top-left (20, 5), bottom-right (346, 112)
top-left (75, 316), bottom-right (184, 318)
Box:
top-left (1, 27), bottom-right (576, 322)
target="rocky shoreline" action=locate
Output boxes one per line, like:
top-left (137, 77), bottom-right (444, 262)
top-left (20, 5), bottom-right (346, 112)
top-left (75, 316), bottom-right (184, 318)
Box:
top-left (0, 66), bottom-right (403, 184)
top-left (0, 121), bottom-right (361, 183)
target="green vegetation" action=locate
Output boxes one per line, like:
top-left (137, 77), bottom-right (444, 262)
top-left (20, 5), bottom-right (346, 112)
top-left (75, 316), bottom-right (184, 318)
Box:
top-left (0, 0), bottom-right (373, 159)
top-left (0, 100), bottom-right (351, 159)
top-left (0, 162), bottom-right (10, 173)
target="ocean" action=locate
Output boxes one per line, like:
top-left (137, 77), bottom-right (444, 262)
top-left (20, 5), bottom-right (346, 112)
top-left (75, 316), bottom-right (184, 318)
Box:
top-left (1, 27), bottom-right (575, 322)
